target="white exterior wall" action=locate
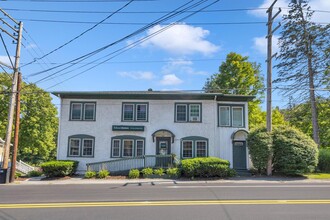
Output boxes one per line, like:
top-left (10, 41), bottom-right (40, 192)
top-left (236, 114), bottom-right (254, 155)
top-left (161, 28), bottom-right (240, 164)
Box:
top-left (57, 98), bottom-right (249, 172)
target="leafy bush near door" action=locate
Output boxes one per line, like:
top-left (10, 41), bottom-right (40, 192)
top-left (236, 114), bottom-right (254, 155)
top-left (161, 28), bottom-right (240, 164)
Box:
top-left (180, 157), bottom-right (233, 178)
top-left (141, 167), bottom-right (153, 178)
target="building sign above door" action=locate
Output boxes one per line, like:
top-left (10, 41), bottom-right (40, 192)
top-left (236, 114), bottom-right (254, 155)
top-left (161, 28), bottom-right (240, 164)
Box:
top-left (112, 125), bottom-right (144, 131)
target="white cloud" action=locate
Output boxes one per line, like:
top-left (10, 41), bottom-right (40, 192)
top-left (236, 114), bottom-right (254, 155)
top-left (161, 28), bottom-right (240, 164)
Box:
top-left (160, 74), bottom-right (183, 85)
top-left (118, 71), bottom-right (154, 80)
top-left (0, 55), bottom-right (14, 69)
top-left (142, 23), bottom-right (219, 55)
top-left (253, 35), bottom-right (280, 55)
top-left (162, 58), bottom-right (208, 76)
top-left (250, 0), bottom-right (330, 23)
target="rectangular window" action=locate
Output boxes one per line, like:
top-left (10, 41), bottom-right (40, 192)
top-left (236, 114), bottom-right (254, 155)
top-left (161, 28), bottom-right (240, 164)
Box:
top-left (196, 141), bottom-right (207, 157)
top-left (176, 104), bottom-right (187, 122)
top-left (219, 106), bottom-right (230, 126)
top-left (123, 140), bottom-right (133, 157)
top-left (112, 139), bottom-right (121, 157)
top-left (136, 140), bottom-right (144, 157)
top-left (182, 141), bottom-right (193, 158)
top-left (82, 139), bottom-right (94, 156)
top-left (232, 106), bottom-right (244, 127)
top-left (189, 104), bottom-right (200, 122)
top-left (136, 104), bottom-right (147, 121)
top-left (84, 103), bottom-right (96, 120)
top-left (71, 103), bottom-right (82, 120)
top-left (69, 138), bottom-right (80, 156)
top-left (123, 104), bottom-right (134, 121)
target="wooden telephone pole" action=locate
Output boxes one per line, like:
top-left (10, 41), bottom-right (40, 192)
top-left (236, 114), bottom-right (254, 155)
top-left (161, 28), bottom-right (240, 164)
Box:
top-left (266, 0), bottom-right (281, 176)
top-left (0, 8), bottom-right (23, 184)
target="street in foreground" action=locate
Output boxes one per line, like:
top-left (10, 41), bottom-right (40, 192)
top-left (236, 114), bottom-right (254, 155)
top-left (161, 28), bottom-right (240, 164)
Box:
top-left (1, 181), bottom-right (330, 220)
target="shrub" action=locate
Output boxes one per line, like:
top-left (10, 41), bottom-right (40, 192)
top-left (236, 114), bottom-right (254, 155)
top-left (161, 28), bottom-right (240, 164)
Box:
top-left (84, 171), bottom-right (97, 179)
top-left (166, 167), bottom-right (180, 178)
top-left (247, 127), bottom-right (272, 174)
top-left (181, 157), bottom-right (231, 178)
top-left (15, 172), bottom-right (22, 179)
top-left (272, 126), bottom-right (318, 175)
top-left (27, 170), bottom-right (43, 177)
top-left (153, 168), bottom-right (164, 176)
top-left (97, 170), bottom-right (110, 179)
top-left (128, 169), bottom-right (140, 179)
top-left (41, 160), bottom-right (79, 177)
top-left (318, 148), bottom-right (330, 172)
top-left (141, 167), bottom-right (153, 178)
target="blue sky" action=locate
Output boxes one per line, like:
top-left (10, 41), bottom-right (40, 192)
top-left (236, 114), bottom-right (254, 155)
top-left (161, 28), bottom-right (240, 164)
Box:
top-left (1, 0), bottom-right (329, 108)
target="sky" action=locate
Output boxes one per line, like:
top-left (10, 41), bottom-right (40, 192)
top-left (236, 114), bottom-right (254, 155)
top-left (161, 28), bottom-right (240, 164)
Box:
top-left (0, 0), bottom-right (330, 108)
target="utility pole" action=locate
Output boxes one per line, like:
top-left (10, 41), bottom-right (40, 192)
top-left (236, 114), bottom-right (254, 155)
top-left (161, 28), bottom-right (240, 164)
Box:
top-left (266, 0), bottom-right (281, 176)
top-left (0, 8), bottom-right (23, 184)
top-left (10, 72), bottom-right (21, 183)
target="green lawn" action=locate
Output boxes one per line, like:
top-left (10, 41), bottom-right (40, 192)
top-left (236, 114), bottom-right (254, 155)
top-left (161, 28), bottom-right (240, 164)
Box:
top-left (303, 173), bottom-right (330, 179)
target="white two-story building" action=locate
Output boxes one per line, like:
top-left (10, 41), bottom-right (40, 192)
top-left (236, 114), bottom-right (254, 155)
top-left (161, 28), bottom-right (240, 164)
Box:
top-left (53, 91), bottom-right (254, 172)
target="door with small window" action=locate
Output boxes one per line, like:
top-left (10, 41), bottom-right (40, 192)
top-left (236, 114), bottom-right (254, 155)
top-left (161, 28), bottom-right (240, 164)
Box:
top-left (233, 141), bottom-right (247, 170)
top-left (156, 137), bottom-right (171, 155)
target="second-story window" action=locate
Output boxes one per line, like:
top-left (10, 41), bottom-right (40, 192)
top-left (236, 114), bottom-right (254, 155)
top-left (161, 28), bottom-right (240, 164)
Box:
top-left (122, 103), bottom-right (148, 122)
top-left (70, 102), bottom-right (96, 121)
top-left (175, 103), bottom-right (202, 123)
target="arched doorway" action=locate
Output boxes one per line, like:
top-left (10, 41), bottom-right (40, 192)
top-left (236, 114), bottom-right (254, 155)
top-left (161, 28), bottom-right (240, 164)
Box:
top-left (231, 130), bottom-right (248, 170)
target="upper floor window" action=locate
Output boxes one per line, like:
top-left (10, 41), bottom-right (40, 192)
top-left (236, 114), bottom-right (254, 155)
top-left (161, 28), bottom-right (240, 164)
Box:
top-left (218, 105), bottom-right (244, 127)
top-left (175, 103), bottom-right (202, 123)
top-left (122, 103), bottom-right (148, 122)
top-left (70, 102), bottom-right (96, 121)
top-left (181, 136), bottom-right (208, 159)
top-left (111, 135), bottom-right (145, 158)
top-left (68, 135), bottom-right (95, 157)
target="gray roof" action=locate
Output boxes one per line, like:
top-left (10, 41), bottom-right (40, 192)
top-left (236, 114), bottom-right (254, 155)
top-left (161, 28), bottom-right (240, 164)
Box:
top-left (52, 91), bottom-right (255, 102)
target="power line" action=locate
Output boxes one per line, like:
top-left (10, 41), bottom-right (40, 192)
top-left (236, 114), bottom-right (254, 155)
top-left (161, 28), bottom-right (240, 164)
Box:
top-left (0, 32), bottom-right (15, 69)
top-left (21, 0), bottom-right (135, 68)
top-left (26, 0), bottom-right (211, 79)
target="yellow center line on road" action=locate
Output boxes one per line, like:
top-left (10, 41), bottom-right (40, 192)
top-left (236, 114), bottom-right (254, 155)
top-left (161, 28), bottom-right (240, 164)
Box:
top-left (1, 200), bottom-right (330, 209)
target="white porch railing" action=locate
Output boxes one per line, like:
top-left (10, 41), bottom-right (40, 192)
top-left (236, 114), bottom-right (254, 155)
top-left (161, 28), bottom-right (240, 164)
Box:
top-left (16, 160), bottom-right (35, 174)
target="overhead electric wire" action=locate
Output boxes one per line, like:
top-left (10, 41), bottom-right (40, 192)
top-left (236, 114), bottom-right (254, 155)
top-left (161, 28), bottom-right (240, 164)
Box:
top-left (0, 32), bottom-right (15, 69)
top-left (44, 0), bottom-right (221, 89)
top-left (21, 0), bottom-right (135, 68)
top-left (27, 0), bottom-right (208, 79)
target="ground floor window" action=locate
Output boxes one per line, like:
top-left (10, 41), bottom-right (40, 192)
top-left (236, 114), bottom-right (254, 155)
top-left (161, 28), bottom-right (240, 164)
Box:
top-left (181, 136), bottom-right (208, 159)
top-left (68, 135), bottom-right (95, 157)
top-left (111, 135), bottom-right (145, 158)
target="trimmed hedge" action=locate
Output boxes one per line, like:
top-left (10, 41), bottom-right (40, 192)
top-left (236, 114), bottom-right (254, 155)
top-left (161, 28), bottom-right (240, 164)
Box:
top-left (272, 126), bottom-right (318, 175)
top-left (181, 157), bottom-right (233, 178)
top-left (247, 127), bottom-right (272, 174)
top-left (317, 148), bottom-right (330, 173)
top-left (41, 160), bottom-right (78, 177)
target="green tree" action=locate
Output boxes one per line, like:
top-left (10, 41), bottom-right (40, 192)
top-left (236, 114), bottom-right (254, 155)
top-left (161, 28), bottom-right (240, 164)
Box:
top-left (204, 52), bottom-right (270, 129)
top-left (0, 73), bottom-right (58, 164)
top-left (275, 1), bottom-right (330, 146)
top-left (282, 97), bottom-right (330, 148)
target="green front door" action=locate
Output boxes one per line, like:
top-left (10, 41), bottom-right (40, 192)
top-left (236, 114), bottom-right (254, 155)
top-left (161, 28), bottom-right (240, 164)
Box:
top-left (233, 141), bottom-right (247, 170)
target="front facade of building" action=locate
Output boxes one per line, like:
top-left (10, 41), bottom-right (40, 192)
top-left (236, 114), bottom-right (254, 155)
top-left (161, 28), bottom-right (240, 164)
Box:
top-left (53, 91), bottom-right (254, 172)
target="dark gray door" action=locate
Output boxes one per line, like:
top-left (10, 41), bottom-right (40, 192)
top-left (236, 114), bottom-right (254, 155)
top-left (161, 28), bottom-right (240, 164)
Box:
top-left (233, 141), bottom-right (247, 170)
top-left (156, 137), bottom-right (171, 155)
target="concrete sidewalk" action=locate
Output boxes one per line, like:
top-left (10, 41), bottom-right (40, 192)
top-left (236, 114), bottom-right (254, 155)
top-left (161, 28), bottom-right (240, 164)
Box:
top-left (10, 175), bottom-right (330, 185)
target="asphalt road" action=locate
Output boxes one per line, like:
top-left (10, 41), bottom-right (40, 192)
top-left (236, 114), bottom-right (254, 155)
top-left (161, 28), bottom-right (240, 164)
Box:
top-left (1, 182), bottom-right (330, 220)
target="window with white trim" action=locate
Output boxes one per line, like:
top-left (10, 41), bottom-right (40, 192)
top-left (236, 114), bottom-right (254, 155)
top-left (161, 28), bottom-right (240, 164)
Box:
top-left (218, 105), bottom-right (244, 127)
top-left (111, 136), bottom-right (145, 158)
top-left (68, 135), bottom-right (94, 157)
top-left (175, 103), bottom-right (201, 122)
top-left (70, 102), bottom-right (96, 121)
top-left (181, 137), bottom-right (208, 158)
top-left (122, 103), bottom-right (148, 122)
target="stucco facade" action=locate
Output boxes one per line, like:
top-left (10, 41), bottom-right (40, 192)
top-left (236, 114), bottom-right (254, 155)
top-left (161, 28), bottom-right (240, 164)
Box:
top-left (53, 91), bottom-right (253, 172)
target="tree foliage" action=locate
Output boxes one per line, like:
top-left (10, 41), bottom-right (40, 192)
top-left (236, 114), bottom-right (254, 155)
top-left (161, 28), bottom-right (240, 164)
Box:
top-left (282, 97), bottom-right (330, 148)
top-left (203, 52), bottom-right (267, 129)
top-left (275, 1), bottom-right (330, 145)
top-left (0, 73), bottom-right (58, 164)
